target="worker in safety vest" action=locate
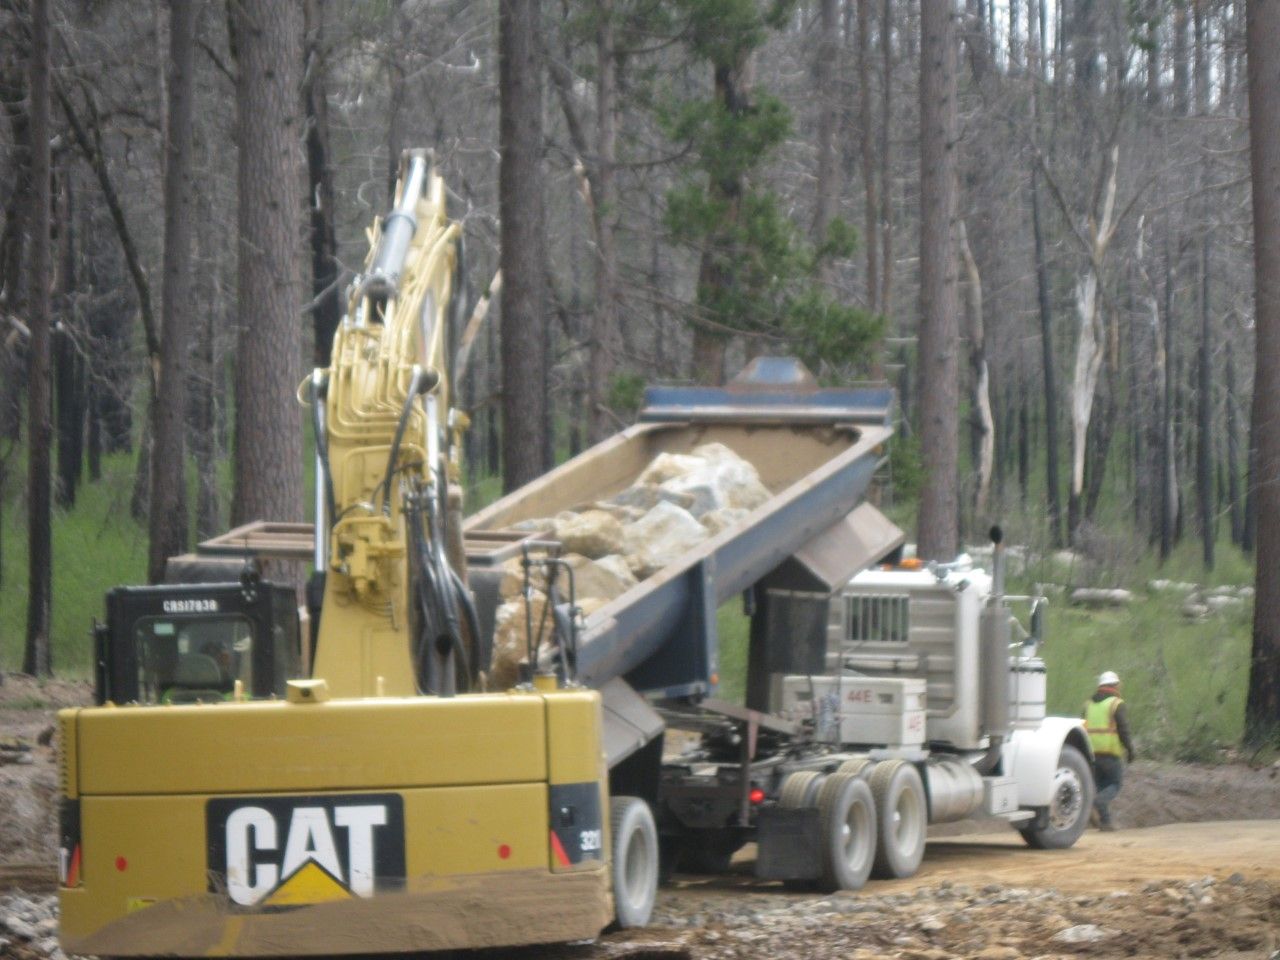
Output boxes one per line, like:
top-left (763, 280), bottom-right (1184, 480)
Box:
top-left (1083, 670), bottom-right (1135, 831)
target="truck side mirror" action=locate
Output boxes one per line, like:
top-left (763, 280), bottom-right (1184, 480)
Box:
top-left (1029, 599), bottom-right (1045, 645)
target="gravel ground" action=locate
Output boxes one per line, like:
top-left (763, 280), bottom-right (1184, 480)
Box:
top-left (3, 872), bottom-right (1275, 960)
top-left (2, 676), bottom-right (1278, 960)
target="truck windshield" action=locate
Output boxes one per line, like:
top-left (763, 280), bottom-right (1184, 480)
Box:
top-left (134, 616), bottom-right (255, 704)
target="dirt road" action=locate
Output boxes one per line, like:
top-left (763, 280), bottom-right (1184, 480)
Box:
top-left (2, 676), bottom-right (1277, 959)
top-left (590, 821), bottom-right (1280, 959)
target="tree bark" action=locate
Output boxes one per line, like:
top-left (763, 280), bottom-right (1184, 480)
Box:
top-left (230, 0), bottom-right (305, 530)
top-left (1226, 335), bottom-right (1244, 544)
top-left (1161, 240), bottom-right (1179, 560)
top-left (54, 170), bottom-right (85, 508)
top-left (304, 0), bottom-right (341, 368)
top-left (1246, 0), bottom-right (1280, 745)
top-left (853, 0), bottom-right (876, 309)
top-left (149, 0), bottom-right (198, 584)
top-left (192, 189), bottom-right (221, 542)
top-left (1066, 148), bottom-right (1118, 541)
top-left (878, 0), bottom-right (894, 321)
top-left (1196, 233), bottom-right (1215, 568)
top-left (1028, 0), bottom-right (1062, 546)
top-left (25, 0), bottom-right (52, 676)
top-left (813, 0), bottom-right (842, 276)
top-left (916, 0), bottom-right (960, 561)
top-left (957, 219), bottom-right (993, 517)
top-left (589, 1), bottom-right (620, 444)
top-left (498, 0), bottom-right (549, 490)
top-left (1, 59), bottom-right (31, 446)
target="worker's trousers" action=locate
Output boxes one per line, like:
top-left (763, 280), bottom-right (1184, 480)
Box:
top-left (1093, 754), bottom-right (1124, 826)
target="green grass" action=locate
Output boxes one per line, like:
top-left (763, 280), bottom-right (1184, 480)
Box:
top-left (1019, 533), bottom-right (1255, 761)
top-left (1038, 592), bottom-right (1249, 760)
top-left (1, 451), bottom-right (148, 676)
top-left (711, 535), bottom-right (1255, 760)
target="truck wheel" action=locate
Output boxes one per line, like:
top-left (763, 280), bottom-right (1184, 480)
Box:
top-left (837, 757), bottom-right (872, 778)
top-left (817, 772), bottom-right (877, 891)
top-left (610, 797), bottom-right (658, 928)
top-left (1019, 745), bottom-right (1093, 850)
top-left (779, 771), bottom-right (825, 808)
top-left (869, 759), bottom-right (927, 879)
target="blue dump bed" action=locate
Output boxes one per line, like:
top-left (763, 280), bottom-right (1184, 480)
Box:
top-left (464, 359), bottom-right (896, 764)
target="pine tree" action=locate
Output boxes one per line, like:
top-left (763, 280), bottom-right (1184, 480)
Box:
top-left (663, 0), bottom-right (880, 383)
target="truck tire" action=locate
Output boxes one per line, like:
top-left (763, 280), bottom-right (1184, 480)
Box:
top-left (779, 771), bottom-right (825, 809)
top-left (1019, 744), bottom-right (1093, 850)
top-left (610, 797), bottom-right (658, 928)
top-left (837, 757), bottom-right (872, 778)
top-left (816, 772), bottom-right (877, 891)
top-left (869, 759), bottom-right (927, 879)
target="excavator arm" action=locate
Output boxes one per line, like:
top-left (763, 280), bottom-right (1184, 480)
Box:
top-left (309, 150), bottom-right (476, 698)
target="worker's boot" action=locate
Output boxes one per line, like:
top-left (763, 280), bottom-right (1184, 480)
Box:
top-left (1099, 813), bottom-right (1116, 832)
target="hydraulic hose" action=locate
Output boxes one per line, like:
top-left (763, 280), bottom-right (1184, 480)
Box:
top-left (407, 481), bottom-right (473, 695)
top-left (380, 365), bottom-right (439, 516)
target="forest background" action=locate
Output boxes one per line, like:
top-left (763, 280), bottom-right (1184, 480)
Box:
top-left (0, 0), bottom-right (1272, 754)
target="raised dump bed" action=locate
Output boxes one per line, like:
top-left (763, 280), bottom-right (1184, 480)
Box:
top-left (464, 358), bottom-right (895, 762)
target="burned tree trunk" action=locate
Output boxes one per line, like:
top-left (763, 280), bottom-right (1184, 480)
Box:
top-left (25, 0), bottom-right (53, 676)
top-left (1245, 0), bottom-right (1280, 746)
top-left (498, 0), bottom-right (549, 489)
top-left (230, 0), bottom-right (306, 529)
top-left (916, 0), bottom-right (960, 560)
top-left (149, 0), bottom-right (198, 583)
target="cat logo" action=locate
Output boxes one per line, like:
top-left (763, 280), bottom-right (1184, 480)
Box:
top-left (206, 794), bottom-right (405, 908)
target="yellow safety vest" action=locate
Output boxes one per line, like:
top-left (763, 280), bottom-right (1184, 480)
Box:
top-left (1085, 696), bottom-right (1123, 757)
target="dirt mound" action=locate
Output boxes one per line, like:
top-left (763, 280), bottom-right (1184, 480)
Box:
top-left (1115, 759), bottom-right (1280, 828)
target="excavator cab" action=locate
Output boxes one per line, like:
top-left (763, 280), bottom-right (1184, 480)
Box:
top-left (94, 573), bottom-right (301, 706)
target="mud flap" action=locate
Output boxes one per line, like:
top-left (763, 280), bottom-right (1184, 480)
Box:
top-left (755, 806), bottom-right (822, 880)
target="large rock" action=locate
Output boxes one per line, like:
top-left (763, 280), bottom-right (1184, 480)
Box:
top-left (658, 453), bottom-right (770, 518)
top-left (554, 509), bottom-right (626, 559)
top-left (1069, 588), bottom-right (1133, 608)
top-left (489, 597), bottom-right (546, 690)
top-left (499, 551), bottom-right (635, 598)
top-left (1051, 924), bottom-right (1112, 945)
top-left (1149, 579), bottom-right (1199, 594)
top-left (488, 594), bottom-right (614, 689)
top-left (575, 553), bottom-right (638, 599)
top-left (572, 500), bottom-right (646, 523)
top-left (700, 507), bottom-right (750, 535)
top-left (636, 452), bottom-right (705, 485)
top-left (594, 553), bottom-right (638, 590)
top-left (607, 483), bottom-right (697, 513)
top-left (623, 500), bottom-right (709, 577)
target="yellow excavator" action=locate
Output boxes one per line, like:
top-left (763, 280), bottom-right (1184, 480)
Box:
top-left (58, 152), bottom-right (647, 955)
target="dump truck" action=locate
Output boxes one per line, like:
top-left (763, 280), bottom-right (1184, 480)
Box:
top-left (57, 152), bottom-right (904, 955)
top-left (656, 534), bottom-right (1096, 890)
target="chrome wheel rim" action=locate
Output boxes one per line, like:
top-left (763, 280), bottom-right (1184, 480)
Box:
top-left (893, 786), bottom-right (923, 852)
top-left (1049, 764), bottom-right (1084, 831)
top-left (840, 800), bottom-right (871, 869)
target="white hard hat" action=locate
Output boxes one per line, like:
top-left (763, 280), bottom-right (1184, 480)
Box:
top-left (1097, 670), bottom-right (1120, 687)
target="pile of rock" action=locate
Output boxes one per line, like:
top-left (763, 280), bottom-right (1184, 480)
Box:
top-left (1, 892), bottom-right (63, 960)
top-left (1177, 583), bottom-right (1254, 620)
top-left (488, 443), bottom-right (770, 687)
